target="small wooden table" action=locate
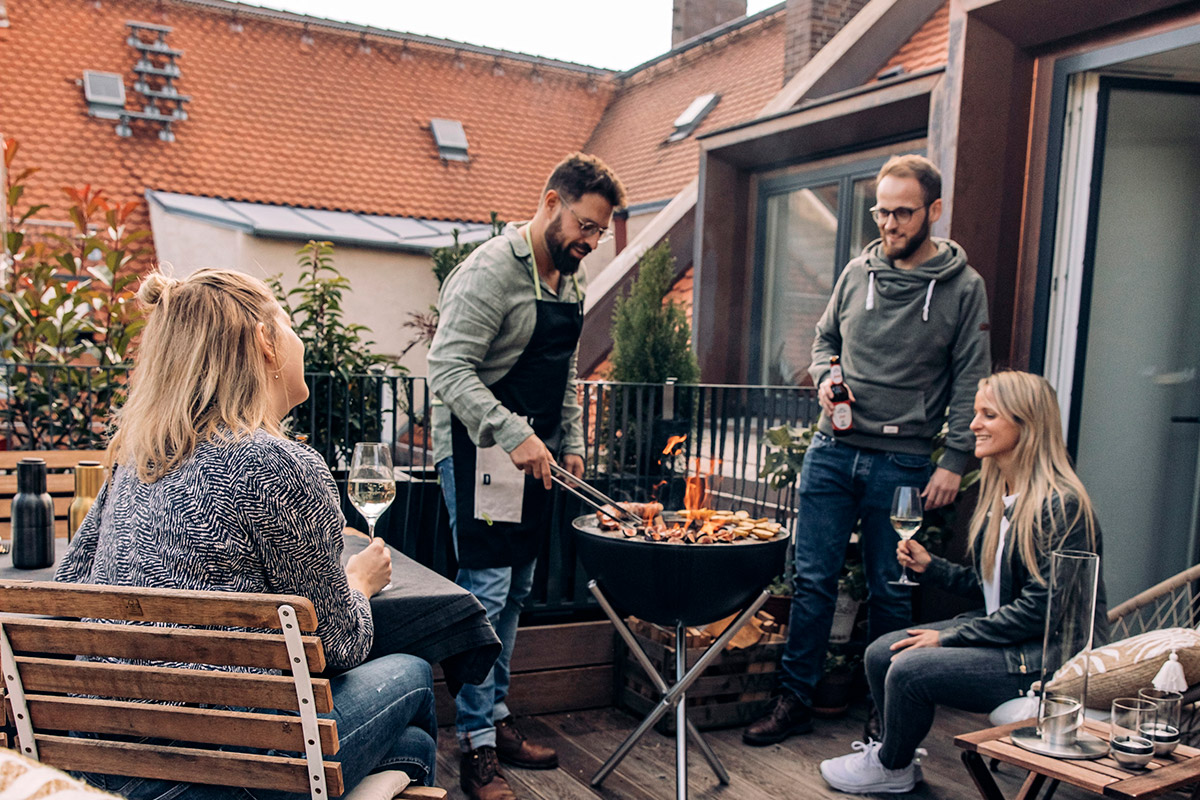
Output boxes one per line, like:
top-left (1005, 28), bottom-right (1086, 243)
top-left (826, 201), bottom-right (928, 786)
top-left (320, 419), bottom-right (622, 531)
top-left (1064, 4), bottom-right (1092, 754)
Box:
top-left (956, 719), bottom-right (1200, 800)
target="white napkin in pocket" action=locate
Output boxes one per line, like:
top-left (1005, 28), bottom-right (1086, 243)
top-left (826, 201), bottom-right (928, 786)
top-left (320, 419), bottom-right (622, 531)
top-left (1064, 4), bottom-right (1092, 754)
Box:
top-left (474, 445), bottom-right (524, 524)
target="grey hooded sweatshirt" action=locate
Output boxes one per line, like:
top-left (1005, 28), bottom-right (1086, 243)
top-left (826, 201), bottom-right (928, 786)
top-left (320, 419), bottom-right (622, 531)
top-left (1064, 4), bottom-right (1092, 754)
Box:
top-left (808, 237), bottom-right (991, 475)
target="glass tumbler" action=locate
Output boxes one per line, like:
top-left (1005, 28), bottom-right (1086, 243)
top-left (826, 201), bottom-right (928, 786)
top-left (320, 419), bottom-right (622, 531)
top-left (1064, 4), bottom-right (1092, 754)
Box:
top-left (1110, 698), bottom-right (1156, 769)
top-left (1139, 688), bottom-right (1182, 756)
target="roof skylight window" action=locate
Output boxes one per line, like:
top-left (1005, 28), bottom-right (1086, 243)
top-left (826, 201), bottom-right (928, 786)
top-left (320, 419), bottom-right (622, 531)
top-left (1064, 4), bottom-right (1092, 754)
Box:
top-left (667, 93), bottom-right (720, 142)
top-left (431, 118), bottom-right (469, 162)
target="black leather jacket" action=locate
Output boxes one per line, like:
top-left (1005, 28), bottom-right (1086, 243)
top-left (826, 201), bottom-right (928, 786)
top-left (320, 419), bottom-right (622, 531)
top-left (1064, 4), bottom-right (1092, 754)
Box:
top-left (924, 494), bottom-right (1108, 677)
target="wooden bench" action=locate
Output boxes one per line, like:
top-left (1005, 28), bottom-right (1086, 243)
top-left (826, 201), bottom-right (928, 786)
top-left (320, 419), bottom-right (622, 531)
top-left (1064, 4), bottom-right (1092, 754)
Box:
top-left (0, 580), bottom-right (445, 799)
top-left (0, 450), bottom-right (106, 540)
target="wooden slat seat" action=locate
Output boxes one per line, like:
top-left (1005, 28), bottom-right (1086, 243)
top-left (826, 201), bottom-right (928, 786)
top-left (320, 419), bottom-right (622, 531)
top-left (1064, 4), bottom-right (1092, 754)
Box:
top-left (0, 450), bottom-right (106, 540)
top-left (0, 579), bottom-right (445, 799)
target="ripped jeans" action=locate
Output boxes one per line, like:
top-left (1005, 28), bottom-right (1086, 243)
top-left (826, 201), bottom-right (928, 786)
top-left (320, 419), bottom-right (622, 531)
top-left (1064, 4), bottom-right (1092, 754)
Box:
top-left (80, 653), bottom-right (438, 800)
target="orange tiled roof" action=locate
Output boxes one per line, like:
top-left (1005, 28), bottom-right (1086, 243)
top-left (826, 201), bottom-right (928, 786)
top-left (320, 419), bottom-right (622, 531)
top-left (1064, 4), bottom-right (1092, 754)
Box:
top-left (0, 0), bottom-right (614, 225)
top-left (585, 10), bottom-right (785, 207)
top-left (877, 1), bottom-right (949, 77)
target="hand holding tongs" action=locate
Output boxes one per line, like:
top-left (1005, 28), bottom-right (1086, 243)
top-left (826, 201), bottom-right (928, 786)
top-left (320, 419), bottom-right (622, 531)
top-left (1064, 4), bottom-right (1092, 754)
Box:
top-left (548, 462), bottom-right (643, 528)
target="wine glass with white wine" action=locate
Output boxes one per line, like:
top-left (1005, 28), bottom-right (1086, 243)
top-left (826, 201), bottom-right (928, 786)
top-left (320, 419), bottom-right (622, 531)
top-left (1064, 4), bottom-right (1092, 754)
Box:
top-left (887, 486), bottom-right (923, 587)
top-left (348, 443), bottom-right (395, 541)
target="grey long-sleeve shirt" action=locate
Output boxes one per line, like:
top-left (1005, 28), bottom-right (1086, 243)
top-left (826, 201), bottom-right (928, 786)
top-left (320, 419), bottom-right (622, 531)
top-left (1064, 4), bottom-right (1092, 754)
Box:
top-left (428, 223), bottom-right (585, 465)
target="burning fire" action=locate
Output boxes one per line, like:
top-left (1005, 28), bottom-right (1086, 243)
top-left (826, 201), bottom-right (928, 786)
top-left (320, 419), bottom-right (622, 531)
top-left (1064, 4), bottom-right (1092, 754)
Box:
top-left (662, 434), bottom-right (688, 456)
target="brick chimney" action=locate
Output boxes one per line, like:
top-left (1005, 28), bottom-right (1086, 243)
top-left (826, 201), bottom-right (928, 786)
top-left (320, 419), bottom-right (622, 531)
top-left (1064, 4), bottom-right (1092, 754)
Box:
top-left (784, 0), bottom-right (870, 81)
top-left (672, 0), bottom-right (748, 47)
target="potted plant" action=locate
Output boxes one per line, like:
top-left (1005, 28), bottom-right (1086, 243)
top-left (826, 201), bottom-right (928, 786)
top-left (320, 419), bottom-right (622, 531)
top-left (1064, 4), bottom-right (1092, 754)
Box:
top-left (812, 643), bottom-right (863, 716)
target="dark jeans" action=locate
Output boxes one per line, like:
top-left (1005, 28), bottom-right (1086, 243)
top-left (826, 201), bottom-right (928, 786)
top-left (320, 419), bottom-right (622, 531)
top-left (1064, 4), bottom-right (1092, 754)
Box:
top-left (866, 619), bottom-right (1032, 768)
top-left (437, 456), bottom-right (536, 752)
top-left (81, 653), bottom-right (438, 800)
top-left (780, 432), bottom-right (932, 703)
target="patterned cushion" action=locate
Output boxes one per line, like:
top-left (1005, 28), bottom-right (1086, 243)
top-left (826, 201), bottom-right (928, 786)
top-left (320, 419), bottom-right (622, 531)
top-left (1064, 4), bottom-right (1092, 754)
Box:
top-left (0, 748), bottom-right (119, 799)
top-left (1048, 627), bottom-right (1200, 709)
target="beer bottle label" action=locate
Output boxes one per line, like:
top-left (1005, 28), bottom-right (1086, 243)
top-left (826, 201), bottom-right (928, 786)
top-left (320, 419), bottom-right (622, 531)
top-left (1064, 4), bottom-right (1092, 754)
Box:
top-left (831, 364), bottom-right (843, 383)
top-left (832, 402), bottom-right (852, 432)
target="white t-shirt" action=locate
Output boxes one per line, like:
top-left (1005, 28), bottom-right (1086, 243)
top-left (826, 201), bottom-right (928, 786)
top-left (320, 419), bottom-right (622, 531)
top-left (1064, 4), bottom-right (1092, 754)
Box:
top-left (983, 494), bottom-right (1019, 616)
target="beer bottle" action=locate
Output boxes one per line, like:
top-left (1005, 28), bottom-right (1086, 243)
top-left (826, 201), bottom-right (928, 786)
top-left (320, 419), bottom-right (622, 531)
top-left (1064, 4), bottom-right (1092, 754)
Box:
top-left (828, 356), bottom-right (853, 436)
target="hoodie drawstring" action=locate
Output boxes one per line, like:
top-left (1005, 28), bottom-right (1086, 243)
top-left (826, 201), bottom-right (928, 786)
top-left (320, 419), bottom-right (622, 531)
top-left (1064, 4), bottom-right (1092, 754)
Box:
top-left (864, 272), bottom-right (936, 321)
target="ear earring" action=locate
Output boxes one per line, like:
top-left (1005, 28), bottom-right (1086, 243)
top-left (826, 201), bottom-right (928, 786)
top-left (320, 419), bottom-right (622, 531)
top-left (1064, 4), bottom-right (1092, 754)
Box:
top-left (274, 373), bottom-right (281, 380)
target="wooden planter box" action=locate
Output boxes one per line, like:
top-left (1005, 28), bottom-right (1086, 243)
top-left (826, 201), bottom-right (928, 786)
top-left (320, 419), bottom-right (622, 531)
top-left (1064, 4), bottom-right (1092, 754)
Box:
top-left (614, 618), bottom-right (785, 735)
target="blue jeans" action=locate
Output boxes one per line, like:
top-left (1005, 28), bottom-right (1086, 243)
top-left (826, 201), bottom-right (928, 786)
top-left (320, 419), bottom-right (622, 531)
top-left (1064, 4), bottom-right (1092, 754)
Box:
top-left (779, 432), bottom-right (932, 704)
top-left (866, 619), bottom-right (1032, 768)
top-left (81, 653), bottom-right (438, 799)
top-left (437, 457), bottom-right (537, 752)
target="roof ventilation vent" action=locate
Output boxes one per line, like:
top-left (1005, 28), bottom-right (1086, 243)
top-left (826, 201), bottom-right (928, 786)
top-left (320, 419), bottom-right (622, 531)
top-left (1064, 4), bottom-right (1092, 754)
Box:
top-left (83, 71), bottom-right (127, 118)
top-left (431, 118), bottom-right (469, 162)
top-left (667, 93), bottom-right (720, 142)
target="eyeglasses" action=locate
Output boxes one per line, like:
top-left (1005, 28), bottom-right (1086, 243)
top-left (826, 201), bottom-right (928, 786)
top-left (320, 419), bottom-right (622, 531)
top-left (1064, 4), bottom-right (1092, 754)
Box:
top-left (564, 201), bottom-right (613, 244)
top-left (869, 204), bottom-right (928, 225)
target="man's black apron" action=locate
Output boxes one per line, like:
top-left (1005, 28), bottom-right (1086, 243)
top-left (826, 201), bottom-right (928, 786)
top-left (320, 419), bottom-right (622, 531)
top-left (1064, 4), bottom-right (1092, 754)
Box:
top-left (449, 228), bottom-right (583, 569)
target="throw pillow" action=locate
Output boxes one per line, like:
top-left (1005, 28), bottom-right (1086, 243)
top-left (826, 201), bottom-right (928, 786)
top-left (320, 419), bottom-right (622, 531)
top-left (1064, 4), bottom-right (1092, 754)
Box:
top-left (0, 748), bottom-right (119, 799)
top-left (1047, 627), bottom-right (1200, 709)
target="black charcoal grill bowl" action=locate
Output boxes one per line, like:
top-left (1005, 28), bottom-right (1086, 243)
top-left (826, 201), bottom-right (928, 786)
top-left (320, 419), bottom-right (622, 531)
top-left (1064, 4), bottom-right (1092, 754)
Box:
top-left (571, 514), bottom-right (789, 627)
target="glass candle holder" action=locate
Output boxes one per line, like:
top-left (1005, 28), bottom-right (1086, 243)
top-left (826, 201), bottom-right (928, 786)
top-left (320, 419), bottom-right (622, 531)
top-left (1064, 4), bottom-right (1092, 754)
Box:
top-left (1110, 698), bottom-right (1156, 769)
top-left (1138, 688), bottom-right (1182, 756)
top-left (1036, 550), bottom-right (1100, 747)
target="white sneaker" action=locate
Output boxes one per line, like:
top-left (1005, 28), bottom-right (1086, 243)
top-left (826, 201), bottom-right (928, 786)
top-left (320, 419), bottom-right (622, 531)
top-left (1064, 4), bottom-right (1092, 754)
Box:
top-left (820, 740), bottom-right (917, 794)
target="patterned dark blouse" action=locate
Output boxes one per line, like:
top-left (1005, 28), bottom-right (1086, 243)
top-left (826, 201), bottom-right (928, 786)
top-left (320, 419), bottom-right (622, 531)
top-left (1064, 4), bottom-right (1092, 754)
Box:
top-left (54, 431), bottom-right (373, 669)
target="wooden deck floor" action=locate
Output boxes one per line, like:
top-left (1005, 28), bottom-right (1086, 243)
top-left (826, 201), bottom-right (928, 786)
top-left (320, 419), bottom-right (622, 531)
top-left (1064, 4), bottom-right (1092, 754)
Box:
top-left (434, 700), bottom-right (1109, 800)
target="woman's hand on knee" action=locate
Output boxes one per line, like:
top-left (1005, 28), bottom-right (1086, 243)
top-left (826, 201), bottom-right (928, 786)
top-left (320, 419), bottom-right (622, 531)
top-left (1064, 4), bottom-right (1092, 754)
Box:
top-left (890, 628), bottom-right (942, 651)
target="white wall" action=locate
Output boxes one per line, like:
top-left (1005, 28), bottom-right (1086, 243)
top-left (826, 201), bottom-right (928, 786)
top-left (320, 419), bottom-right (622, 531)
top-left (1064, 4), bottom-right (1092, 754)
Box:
top-left (148, 208), bottom-right (442, 375)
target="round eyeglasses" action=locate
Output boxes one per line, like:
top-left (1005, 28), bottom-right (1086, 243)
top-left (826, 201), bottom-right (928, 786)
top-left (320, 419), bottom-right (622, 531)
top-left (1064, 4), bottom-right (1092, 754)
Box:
top-left (565, 201), bottom-right (614, 244)
top-left (870, 204), bottom-right (929, 225)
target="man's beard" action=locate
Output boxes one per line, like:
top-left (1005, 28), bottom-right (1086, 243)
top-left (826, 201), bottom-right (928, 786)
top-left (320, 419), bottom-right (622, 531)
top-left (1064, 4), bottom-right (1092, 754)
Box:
top-left (883, 213), bottom-right (930, 261)
top-left (545, 214), bottom-right (587, 275)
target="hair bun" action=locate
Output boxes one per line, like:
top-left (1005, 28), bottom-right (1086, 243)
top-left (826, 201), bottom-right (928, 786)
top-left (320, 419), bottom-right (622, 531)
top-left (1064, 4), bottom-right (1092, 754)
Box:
top-left (138, 272), bottom-right (178, 307)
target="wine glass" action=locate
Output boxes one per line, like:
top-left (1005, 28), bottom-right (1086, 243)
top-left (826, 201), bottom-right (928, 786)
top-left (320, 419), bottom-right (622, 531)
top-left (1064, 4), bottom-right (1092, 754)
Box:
top-left (348, 443), bottom-right (395, 541)
top-left (888, 486), bottom-right (923, 587)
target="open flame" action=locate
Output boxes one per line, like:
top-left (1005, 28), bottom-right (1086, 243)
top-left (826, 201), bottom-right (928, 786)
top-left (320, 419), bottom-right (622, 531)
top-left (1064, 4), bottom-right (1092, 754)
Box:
top-left (684, 475), bottom-right (708, 519)
top-left (662, 434), bottom-right (688, 456)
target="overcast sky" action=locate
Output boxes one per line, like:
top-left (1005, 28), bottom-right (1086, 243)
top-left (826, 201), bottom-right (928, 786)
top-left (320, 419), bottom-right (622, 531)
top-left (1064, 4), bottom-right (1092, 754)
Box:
top-left (239, 0), bottom-right (781, 71)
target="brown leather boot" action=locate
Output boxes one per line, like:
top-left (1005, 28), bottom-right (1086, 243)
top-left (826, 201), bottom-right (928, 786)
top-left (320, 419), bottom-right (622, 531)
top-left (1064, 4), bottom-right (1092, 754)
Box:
top-left (742, 690), bottom-right (813, 746)
top-left (495, 715), bottom-right (559, 769)
top-left (460, 746), bottom-right (518, 800)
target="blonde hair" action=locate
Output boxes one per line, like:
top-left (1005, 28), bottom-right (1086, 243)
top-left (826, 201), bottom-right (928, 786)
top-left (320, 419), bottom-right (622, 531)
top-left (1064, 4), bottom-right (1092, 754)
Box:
top-left (108, 269), bottom-right (287, 482)
top-left (877, 154), bottom-right (941, 206)
top-left (968, 371), bottom-right (1097, 585)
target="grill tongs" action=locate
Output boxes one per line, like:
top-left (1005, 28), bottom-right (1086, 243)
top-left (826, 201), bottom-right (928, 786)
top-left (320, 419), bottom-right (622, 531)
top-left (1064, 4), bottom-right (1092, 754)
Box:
top-left (548, 462), bottom-right (644, 528)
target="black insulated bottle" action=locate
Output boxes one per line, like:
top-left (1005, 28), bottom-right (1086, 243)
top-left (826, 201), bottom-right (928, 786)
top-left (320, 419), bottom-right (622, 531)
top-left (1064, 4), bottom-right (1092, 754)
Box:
top-left (11, 457), bottom-right (55, 569)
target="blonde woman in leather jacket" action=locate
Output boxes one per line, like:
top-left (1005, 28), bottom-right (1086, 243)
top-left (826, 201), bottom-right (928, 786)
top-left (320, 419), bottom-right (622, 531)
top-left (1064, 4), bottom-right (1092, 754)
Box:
top-left (819, 371), bottom-right (1106, 794)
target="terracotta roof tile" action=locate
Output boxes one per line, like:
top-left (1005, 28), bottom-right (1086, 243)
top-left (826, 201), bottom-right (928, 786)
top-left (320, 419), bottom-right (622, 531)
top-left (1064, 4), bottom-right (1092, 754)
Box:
top-left (585, 11), bottom-right (785, 207)
top-left (876, 1), bottom-right (949, 77)
top-left (2, 0), bottom-right (613, 225)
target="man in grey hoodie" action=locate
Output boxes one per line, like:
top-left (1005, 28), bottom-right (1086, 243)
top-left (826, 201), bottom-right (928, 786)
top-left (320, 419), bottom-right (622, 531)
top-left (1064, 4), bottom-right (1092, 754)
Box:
top-left (744, 154), bottom-right (991, 748)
